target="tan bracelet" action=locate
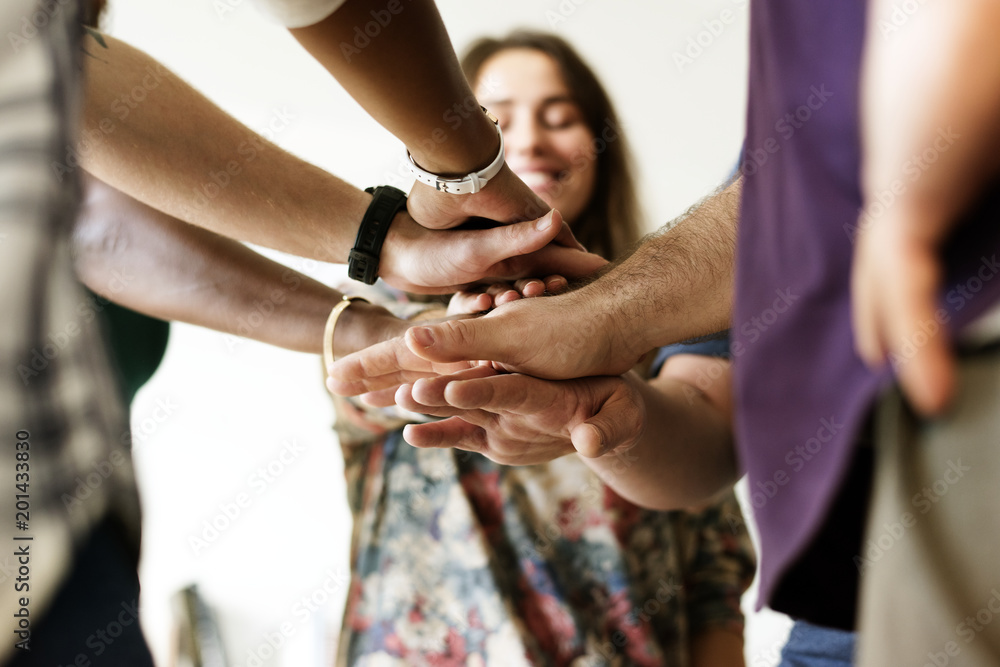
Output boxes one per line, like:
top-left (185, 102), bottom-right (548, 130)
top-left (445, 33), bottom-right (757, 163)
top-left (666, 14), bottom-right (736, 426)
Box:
top-left (323, 296), bottom-right (369, 373)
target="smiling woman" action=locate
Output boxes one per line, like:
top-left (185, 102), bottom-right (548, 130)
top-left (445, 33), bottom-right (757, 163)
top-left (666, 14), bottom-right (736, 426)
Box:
top-left (463, 31), bottom-right (642, 260)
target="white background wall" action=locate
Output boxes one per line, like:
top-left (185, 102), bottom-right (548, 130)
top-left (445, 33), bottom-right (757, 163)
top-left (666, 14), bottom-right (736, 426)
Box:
top-left (103, 0), bottom-right (792, 665)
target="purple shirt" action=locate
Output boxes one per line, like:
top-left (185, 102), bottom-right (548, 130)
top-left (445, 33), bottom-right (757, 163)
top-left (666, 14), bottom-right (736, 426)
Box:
top-left (734, 0), bottom-right (1000, 608)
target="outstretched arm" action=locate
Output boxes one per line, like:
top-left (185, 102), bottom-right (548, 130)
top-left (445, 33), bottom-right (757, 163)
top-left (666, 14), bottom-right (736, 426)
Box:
top-left (79, 32), bottom-right (604, 293)
top-left (389, 354), bottom-right (737, 510)
top-left (287, 0), bottom-right (564, 231)
top-left (330, 178), bottom-right (741, 395)
top-left (852, 0), bottom-right (1000, 415)
top-left (74, 174), bottom-right (407, 355)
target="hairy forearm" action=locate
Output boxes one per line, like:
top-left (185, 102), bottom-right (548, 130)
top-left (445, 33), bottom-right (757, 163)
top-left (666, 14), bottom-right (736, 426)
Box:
top-left (74, 176), bottom-right (402, 354)
top-left (80, 31), bottom-right (368, 263)
top-left (863, 0), bottom-right (1000, 230)
top-left (582, 371), bottom-right (737, 510)
top-left (290, 0), bottom-right (498, 174)
top-left (579, 178), bottom-right (741, 361)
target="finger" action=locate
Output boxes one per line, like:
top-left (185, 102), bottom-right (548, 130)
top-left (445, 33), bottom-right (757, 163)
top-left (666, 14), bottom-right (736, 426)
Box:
top-left (411, 366), bottom-right (499, 406)
top-left (447, 291), bottom-right (492, 316)
top-left (405, 316), bottom-right (512, 366)
top-left (403, 418), bottom-right (487, 451)
top-left (359, 387), bottom-right (400, 408)
top-left (394, 384), bottom-right (474, 420)
top-left (571, 381), bottom-right (644, 458)
top-left (479, 282), bottom-right (507, 297)
top-left (513, 278), bottom-right (546, 298)
top-left (851, 242), bottom-right (887, 367)
top-left (464, 210), bottom-right (563, 270)
top-left (543, 275), bottom-right (568, 294)
top-left (489, 243), bottom-right (607, 282)
top-left (328, 340), bottom-right (421, 395)
top-left (329, 338), bottom-right (470, 395)
top-left (884, 247), bottom-right (954, 415)
top-left (444, 373), bottom-right (555, 412)
top-left (494, 289), bottom-right (522, 306)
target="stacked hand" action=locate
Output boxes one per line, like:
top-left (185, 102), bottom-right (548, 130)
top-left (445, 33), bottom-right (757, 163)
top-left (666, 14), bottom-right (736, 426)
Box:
top-left (392, 367), bottom-right (646, 465)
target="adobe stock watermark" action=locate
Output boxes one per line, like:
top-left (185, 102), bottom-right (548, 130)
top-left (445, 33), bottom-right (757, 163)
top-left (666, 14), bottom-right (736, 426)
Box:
top-left (52, 61), bottom-right (171, 183)
top-left (749, 415), bottom-right (845, 510)
top-left (544, 0), bottom-right (589, 29)
top-left (126, 396), bottom-right (181, 447)
top-left (17, 271), bottom-right (136, 386)
top-left (874, 0), bottom-right (928, 40)
top-left (589, 577), bottom-right (681, 662)
top-left (919, 586), bottom-right (1000, 667)
top-left (673, 0), bottom-right (749, 73)
top-left (188, 439), bottom-right (307, 556)
top-left (681, 288), bottom-right (799, 406)
top-left (7, 0), bottom-right (74, 53)
top-left (222, 269), bottom-right (306, 352)
top-left (741, 85), bottom-right (835, 178)
top-left (854, 458), bottom-right (970, 574)
top-left (515, 469), bottom-right (637, 564)
top-left (339, 0), bottom-right (414, 63)
top-left (47, 599), bottom-right (141, 665)
top-left (750, 637), bottom-right (788, 667)
top-left (214, 0), bottom-right (246, 20)
top-left (59, 449), bottom-right (130, 512)
top-left (374, 74), bottom-right (502, 190)
top-left (178, 107), bottom-right (295, 220)
top-left (242, 567), bottom-right (350, 667)
top-left (884, 255), bottom-right (1000, 372)
top-left (844, 126), bottom-right (961, 242)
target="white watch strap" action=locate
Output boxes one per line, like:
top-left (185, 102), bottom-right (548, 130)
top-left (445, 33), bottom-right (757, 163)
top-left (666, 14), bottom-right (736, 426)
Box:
top-left (406, 110), bottom-right (505, 195)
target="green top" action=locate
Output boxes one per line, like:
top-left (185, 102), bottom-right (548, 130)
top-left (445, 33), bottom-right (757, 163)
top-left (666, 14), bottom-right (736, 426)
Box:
top-left (92, 292), bottom-right (170, 405)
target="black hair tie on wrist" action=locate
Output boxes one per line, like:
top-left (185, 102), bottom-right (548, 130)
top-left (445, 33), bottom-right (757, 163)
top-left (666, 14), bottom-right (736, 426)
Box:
top-left (348, 185), bottom-right (408, 285)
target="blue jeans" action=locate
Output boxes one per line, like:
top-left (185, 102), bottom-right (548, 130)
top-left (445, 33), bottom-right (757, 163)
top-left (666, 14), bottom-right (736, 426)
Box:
top-left (778, 620), bottom-right (856, 667)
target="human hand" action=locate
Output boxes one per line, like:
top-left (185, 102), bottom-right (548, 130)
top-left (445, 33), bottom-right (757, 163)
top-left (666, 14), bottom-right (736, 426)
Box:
top-left (851, 207), bottom-right (954, 416)
top-left (326, 302), bottom-right (481, 399)
top-left (407, 163), bottom-right (551, 228)
top-left (379, 209), bottom-right (605, 295)
top-left (329, 284), bottom-right (649, 398)
top-left (390, 366), bottom-right (645, 465)
top-left (853, 0), bottom-right (1000, 416)
top-left (445, 275), bottom-right (569, 316)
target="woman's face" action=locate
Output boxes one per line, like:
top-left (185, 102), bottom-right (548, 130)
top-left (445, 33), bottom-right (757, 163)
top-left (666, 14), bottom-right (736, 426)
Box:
top-left (474, 48), bottom-right (598, 224)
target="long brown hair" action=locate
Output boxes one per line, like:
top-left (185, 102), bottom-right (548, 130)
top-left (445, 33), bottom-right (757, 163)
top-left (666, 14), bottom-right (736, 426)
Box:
top-left (461, 30), bottom-right (643, 260)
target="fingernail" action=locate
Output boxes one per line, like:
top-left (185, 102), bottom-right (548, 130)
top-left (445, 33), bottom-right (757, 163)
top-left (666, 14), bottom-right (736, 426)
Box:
top-left (412, 326), bottom-right (435, 348)
top-left (535, 211), bottom-right (553, 231)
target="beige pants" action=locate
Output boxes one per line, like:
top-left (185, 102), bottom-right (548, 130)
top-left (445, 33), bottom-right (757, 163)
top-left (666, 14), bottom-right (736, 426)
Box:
top-left (857, 343), bottom-right (1000, 667)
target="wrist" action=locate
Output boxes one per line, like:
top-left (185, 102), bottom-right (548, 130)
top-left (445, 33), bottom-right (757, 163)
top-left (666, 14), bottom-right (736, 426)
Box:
top-left (407, 113), bottom-right (501, 177)
top-left (579, 281), bottom-right (655, 370)
top-left (333, 300), bottom-right (407, 359)
top-left (377, 210), bottom-right (418, 289)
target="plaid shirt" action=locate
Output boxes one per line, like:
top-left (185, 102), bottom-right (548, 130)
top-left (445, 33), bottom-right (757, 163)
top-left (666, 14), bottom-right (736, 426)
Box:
top-left (0, 2), bottom-right (142, 659)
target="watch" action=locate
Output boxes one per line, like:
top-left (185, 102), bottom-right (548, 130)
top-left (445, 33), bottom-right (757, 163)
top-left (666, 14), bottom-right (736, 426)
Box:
top-left (348, 185), bottom-right (408, 285)
top-left (405, 106), bottom-right (505, 195)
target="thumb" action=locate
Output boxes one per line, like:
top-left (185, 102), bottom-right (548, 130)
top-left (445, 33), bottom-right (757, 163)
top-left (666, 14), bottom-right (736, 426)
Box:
top-left (405, 317), bottom-right (511, 365)
top-left (470, 210), bottom-right (563, 265)
top-left (572, 382), bottom-right (644, 458)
